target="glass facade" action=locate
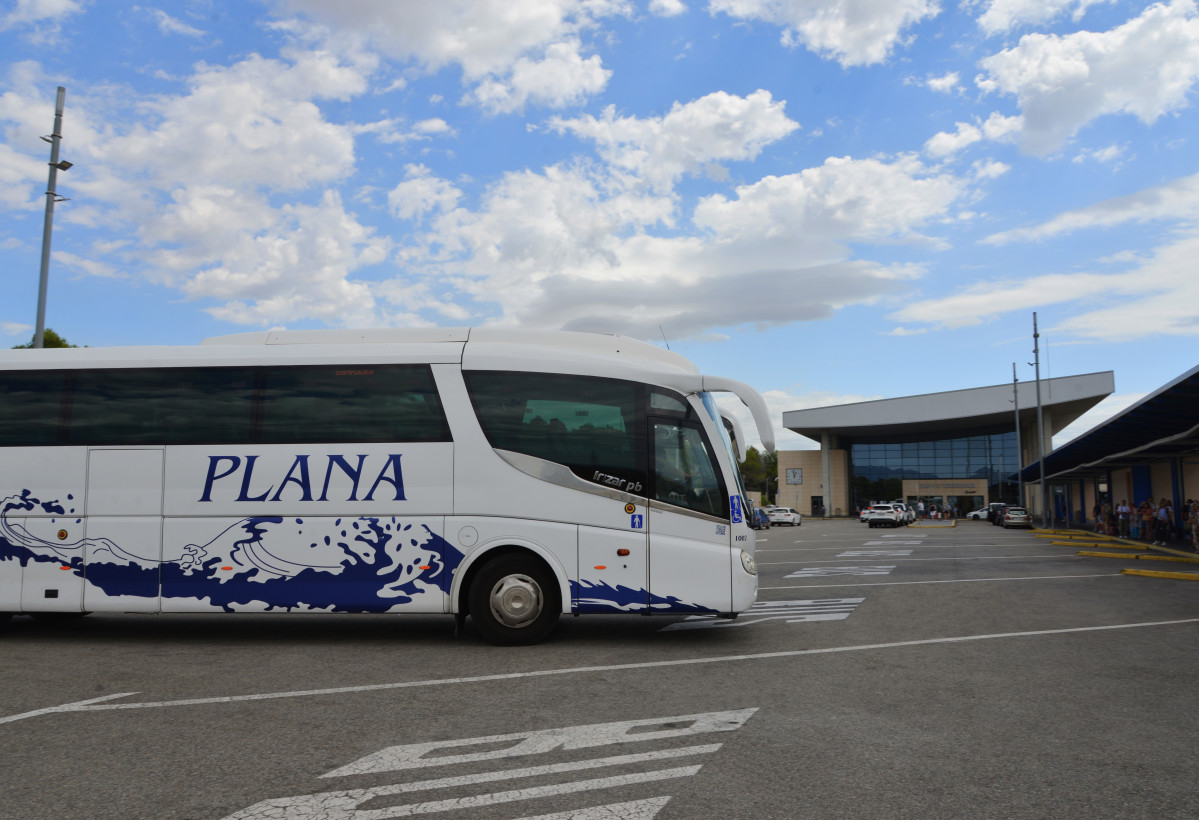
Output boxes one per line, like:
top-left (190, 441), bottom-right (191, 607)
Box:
top-left (848, 430), bottom-right (1020, 511)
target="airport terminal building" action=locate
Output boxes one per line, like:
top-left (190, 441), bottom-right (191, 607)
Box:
top-left (776, 372), bottom-right (1115, 518)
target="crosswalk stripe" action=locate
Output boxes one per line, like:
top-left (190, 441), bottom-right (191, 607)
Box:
top-left (514, 796), bottom-right (673, 820)
top-left (785, 566), bottom-right (895, 578)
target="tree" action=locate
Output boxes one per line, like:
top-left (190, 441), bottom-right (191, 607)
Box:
top-left (741, 446), bottom-right (780, 501)
top-left (12, 329), bottom-right (76, 348)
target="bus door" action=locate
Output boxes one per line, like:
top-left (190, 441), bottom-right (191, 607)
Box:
top-left (647, 416), bottom-right (732, 613)
top-left (6, 448), bottom-right (87, 613)
top-left (82, 448), bottom-right (164, 612)
top-left (578, 517), bottom-right (648, 613)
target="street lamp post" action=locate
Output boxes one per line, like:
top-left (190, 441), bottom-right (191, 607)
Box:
top-left (1032, 313), bottom-right (1048, 529)
top-left (35, 85), bottom-right (70, 349)
top-left (1013, 362), bottom-right (1023, 508)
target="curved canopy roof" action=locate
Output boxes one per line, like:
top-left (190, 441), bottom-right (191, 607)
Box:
top-left (1020, 364), bottom-right (1199, 482)
top-left (783, 372), bottom-right (1114, 443)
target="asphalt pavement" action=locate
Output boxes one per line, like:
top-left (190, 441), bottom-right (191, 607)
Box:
top-left (2, 518), bottom-right (1197, 820)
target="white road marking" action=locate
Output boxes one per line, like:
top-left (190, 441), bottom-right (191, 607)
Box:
top-left (513, 797), bottom-right (672, 820)
top-left (659, 599), bottom-right (863, 631)
top-left (325, 710), bottom-right (753, 775)
top-left (785, 566), bottom-right (896, 578)
top-left (837, 550), bottom-right (912, 557)
top-left (222, 766), bottom-right (703, 819)
top-left (6, 620), bottom-right (1198, 724)
top-left (761, 555), bottom-right (1070, 566)
top-left (760, 573), bottom-right (1123, 590)
top-left (223, 710), bottom-right (755, 820)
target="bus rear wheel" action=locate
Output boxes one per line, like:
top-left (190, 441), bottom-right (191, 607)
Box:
top-left (468, 554), bottom-right (559, 645)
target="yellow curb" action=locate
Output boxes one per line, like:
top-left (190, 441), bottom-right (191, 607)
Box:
top-left (1077, 551), bottom-right (1199, 563)
top-left (1122, 569), bottom-right (1199, 581)
top-left (1053, 541), bottom-right (1144, 550)
top-left (1035, 533), bottom-right (1120, 541)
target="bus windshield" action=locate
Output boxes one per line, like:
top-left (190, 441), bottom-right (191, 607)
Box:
top-left (700, 392), bottom-right (748, 502)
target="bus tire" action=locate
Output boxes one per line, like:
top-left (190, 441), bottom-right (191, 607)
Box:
top-left (468, 554), bottom-right (559, 645)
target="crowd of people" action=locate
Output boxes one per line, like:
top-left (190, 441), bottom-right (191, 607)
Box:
top-left (1094, 497), bottom-right (1199, 550)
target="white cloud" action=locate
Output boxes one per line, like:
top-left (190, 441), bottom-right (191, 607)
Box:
top-left (0, 42), bottom-right (392, 328)
top-left (0, 0), bottom-right (85, 32)
top-left (708, 0), bottom-right (941, 67)
top-left (977, 0), bottom-right (1199, 156)
top-left (181, 190), bottom-right (388, 327)
top-left (923, 112), bottom-right (1022, 158)
top-left (890, 232), bottom-right (1199, 341)
top-left (145, 8), bottom-right (205, 38)
top-left (983, 170), bottom-right (1199, 245)
top-left (972, 159), bottom-right (1009, 179)
top-left (977, 0), bottom-right (1114, 37)
top-left (924, 121), bottom-right (982, 157)
top-left (391, 152), bottom-right (964, 340)
top-left (2, 321), bottom-right (33, 337)
top-left (466, 39), bottom-right (611, 113)
top-left (693, 154), bottom-right (962, 249)
top-left (549, 89), bottom-right (799, 191)
top-left (650, 0), bottom-right (688, 16)
top-left (926, 71), bottom-right (961, 94)
top-left (54, 250), bottom-right (120, 278)
top-left (1071, 143), bottom-right (1126, 165)
top-left (388, 164), bottom-right (462, 221)
top-left (272, 0), bottom-right (625, 111)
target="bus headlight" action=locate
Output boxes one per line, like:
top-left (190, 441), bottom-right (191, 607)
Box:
top-left (739, 550), bottom-right (757, 576)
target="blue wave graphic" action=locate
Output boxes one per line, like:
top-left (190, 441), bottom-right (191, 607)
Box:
top-left (1, 491), bottom-right (463, 613)
top-left (573, 579), bottom-right (714, 614)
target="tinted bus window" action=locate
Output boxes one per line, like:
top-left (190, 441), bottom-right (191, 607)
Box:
top-left (0, 371), bottom-right (66, 445)
top-left (465, 371), bottom-right (646, 492)
top-left (259, 364), bottom-right (450, 444)
top-left (67, 368), bottom-right (256, 445)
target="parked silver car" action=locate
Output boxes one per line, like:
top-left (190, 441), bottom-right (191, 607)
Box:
top-left (1001, 506), bottom-right (1032, 528)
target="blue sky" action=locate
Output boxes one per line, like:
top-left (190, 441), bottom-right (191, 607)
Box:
top-left (2, 0), bottom-right (1197, 450)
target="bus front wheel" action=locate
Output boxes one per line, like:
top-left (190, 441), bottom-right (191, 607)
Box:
top-left (468, 554), bottom-right (560, 645)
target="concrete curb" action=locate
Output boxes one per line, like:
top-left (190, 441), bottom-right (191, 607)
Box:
top-left (1077, 551), bottom-right (1199, 564)
top-left (1122, 569), bottom-right (1199, 581)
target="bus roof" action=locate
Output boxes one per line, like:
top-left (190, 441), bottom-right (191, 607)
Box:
top-left (1, 328), bottom-right (775, 451)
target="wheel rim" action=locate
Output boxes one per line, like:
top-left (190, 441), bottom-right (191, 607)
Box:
top-left (488, 574), bottom-right (542, 629)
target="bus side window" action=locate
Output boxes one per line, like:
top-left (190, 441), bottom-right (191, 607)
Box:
top-left (67, 367), bottom-right (255, 445)
top-left (258, 364), bottom-right (450, 444)
top-left (465, 371), bottom-right (647, 494)
top-left (0, 371), bottom-right (67, 445)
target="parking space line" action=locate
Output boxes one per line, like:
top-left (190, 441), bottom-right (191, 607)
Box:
top-left (760, 555), bottom-right (1069, 566)
top-left (4, 615), bottom-right (1195, 725)
top-left (761, 572), bottom-right (1123, 590)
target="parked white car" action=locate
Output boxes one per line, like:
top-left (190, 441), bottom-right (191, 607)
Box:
top-left (892, 503), bottom-right (915, 524)
top-left (864, 504), bottom-right (902, 528)
top-left (768, 507), bottom-right (802, 526)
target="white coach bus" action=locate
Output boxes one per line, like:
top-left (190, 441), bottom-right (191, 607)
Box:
top-left (0, 329), bottom-right (773, 644)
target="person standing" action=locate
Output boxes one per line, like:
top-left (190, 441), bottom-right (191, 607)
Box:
top-left (1117, 499), bottom-right (1130, 538)
top-left (1154, 500), bottom-right (1170, 546)
top-left (1140, 499), bottom-right (1155, 543)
